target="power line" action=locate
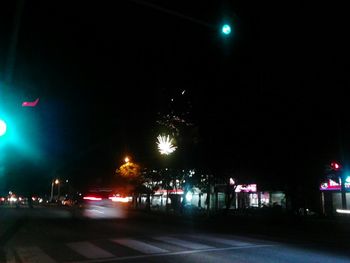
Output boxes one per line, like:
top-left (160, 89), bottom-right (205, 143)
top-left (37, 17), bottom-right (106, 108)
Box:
top-left (127, 0), bottom-right (214, 29)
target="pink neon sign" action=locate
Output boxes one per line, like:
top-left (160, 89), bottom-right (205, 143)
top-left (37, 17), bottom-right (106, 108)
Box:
top-left (319, 178), bottom-right (350, 191)
top-left (235, 184), bottom-right (257, 193)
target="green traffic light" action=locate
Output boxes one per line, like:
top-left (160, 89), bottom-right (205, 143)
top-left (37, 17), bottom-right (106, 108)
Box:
top-left (221, 24), bottom-right (231, 35)
top-left (0, 119), bottom-right (7, 136)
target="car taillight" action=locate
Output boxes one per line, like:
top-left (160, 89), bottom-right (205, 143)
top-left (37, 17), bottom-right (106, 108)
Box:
top-left (83, 196), bottom-right (102, 201)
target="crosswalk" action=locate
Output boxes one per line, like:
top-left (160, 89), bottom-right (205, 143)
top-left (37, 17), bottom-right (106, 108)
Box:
top-left (67, 242), bottom-right (115, 259)
top-left (6, 234), bottom-right (274, 263)
top-left (111, 239), bottom-right (169, 254)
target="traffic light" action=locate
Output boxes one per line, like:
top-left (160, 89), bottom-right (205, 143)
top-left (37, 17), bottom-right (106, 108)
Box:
top-left (0, 119), bottom-right (7, 137)
top-left (221, 24), bottom-right (232, 36)
top-left (330, 161), bottom-right (341, 171)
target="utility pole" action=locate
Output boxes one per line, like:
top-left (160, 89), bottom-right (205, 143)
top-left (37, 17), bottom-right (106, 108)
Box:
top-left (50, 181), bottom-right (54, 201)
top-left (341, 173), bottom-right (347, 210)
top-left (50, 179), bottom-right (59, 202)
top-left (337, 114), bottom-right (347, 210)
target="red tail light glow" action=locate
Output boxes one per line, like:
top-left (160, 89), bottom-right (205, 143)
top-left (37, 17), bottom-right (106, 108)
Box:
top-left (83, 196), bottom-right (102, 201)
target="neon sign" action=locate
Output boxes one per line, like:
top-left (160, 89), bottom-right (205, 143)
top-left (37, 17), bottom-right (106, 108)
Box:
top-left (235, 184), bottom-right (257, 193)
top-left (320, 178), bottom-right (350, 191)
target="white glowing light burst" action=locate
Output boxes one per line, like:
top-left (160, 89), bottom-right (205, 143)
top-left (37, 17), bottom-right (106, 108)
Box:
top-left (157, 135), bottom-right (177, 155)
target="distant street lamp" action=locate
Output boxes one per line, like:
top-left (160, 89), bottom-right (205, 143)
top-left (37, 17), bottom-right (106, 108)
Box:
top-left (50, 179), bottom-right (60, 202)
top-left (124, 156), bottom-right (130, 163)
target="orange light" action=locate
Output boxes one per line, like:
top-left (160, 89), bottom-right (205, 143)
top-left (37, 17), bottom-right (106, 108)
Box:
top-left (109, 196), bottom-right (130, 203)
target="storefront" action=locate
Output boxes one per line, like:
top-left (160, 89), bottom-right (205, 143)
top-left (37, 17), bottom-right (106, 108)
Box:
top-left (320, 177), bottom-right (350, 215)
top-left (137, 182), bottom-right (286, 211)
top-left (234, 184), bottom-right (286, 209)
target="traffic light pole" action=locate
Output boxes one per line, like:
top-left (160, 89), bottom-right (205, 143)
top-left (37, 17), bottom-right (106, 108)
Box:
top-left (341, 176), bottom-right (347, 210)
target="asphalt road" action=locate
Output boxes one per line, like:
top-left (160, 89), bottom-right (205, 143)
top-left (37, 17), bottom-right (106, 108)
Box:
top-left (1, 205), bottom-right (350, 263)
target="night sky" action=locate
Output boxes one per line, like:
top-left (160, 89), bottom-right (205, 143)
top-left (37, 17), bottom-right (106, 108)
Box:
top-left (0, 1), bottom-right (349, 197)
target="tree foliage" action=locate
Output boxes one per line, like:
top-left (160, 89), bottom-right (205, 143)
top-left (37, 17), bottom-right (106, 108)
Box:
top-left (116, 162), bottom-right (141, 178)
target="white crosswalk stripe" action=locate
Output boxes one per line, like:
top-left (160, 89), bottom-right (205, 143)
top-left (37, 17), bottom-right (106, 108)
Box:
top-left (67, 241), bottom-right (114, 259)
top-left (15, 246), bottom-right (56, 263)
top-left (112, 238), bottom-right (169, 254)
top-left (188, 234), bottom-right (253, 247)
top-left (8, 234), bottom-right (263, 262)
top-left (153, 236), bottom-right (214, 250)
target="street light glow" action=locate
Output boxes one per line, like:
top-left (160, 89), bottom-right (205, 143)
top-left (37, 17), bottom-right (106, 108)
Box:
top-left (124, 156), bottom-right (130, 163)
top-left (157, 134), bottom-right (177, 155)
top-left (336, 209), bottom-right (350, 214)
top-left (0, 119), bottom-right (7, 136)
top-left (221, 24), bottom-right (231, 35)
top-left (346, 176), bottom-right (350, 183)
top-left (55, 179), bottom-right (59, 184)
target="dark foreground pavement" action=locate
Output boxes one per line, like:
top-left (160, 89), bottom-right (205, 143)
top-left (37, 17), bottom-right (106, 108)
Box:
top-left (1, 206), bottom-right (350, 263)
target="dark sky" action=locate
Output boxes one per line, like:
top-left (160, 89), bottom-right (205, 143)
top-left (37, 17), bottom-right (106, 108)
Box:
top-left (0, 1), bottom-right (349, 194)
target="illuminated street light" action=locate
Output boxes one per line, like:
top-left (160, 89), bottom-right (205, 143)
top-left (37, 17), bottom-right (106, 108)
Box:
top-left (221, 24), bottom-right (232, 35)
top-left (50, 179), bottom-right (60, 202)
top-left (127, 1), bottom-right (236, 40)
top-left (156, 134), bottom-right (177, 155)
top-left (186, 192), bottom-right (193, 202)
top-left (0, 119), bottom-right (7, 137)
top-left (124, 156), bottom-right (130, 163)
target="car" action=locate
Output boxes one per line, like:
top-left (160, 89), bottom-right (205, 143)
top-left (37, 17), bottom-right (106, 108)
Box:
top-left (62, 198), bottom-right (74, 206)
top-left (78, 189), bottom-right (127, 219)
top-left (81, 189), bottom-right (114, 207)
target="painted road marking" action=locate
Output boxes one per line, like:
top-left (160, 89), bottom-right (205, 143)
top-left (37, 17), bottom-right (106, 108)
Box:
top-left (153, 236), bottom-right (213, 250)
top-left (68, 244), bottom-right (276, 263)
top-left (67, 242), bottom-right (114, 259)
top-left (112, 238), bottom-right (169, 254)
top-left (188, 234), bottom-right (253, 247)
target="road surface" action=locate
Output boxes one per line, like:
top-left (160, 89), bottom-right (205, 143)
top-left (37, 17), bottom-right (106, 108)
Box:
top-left (1, 205), bottom-right (350, 263)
